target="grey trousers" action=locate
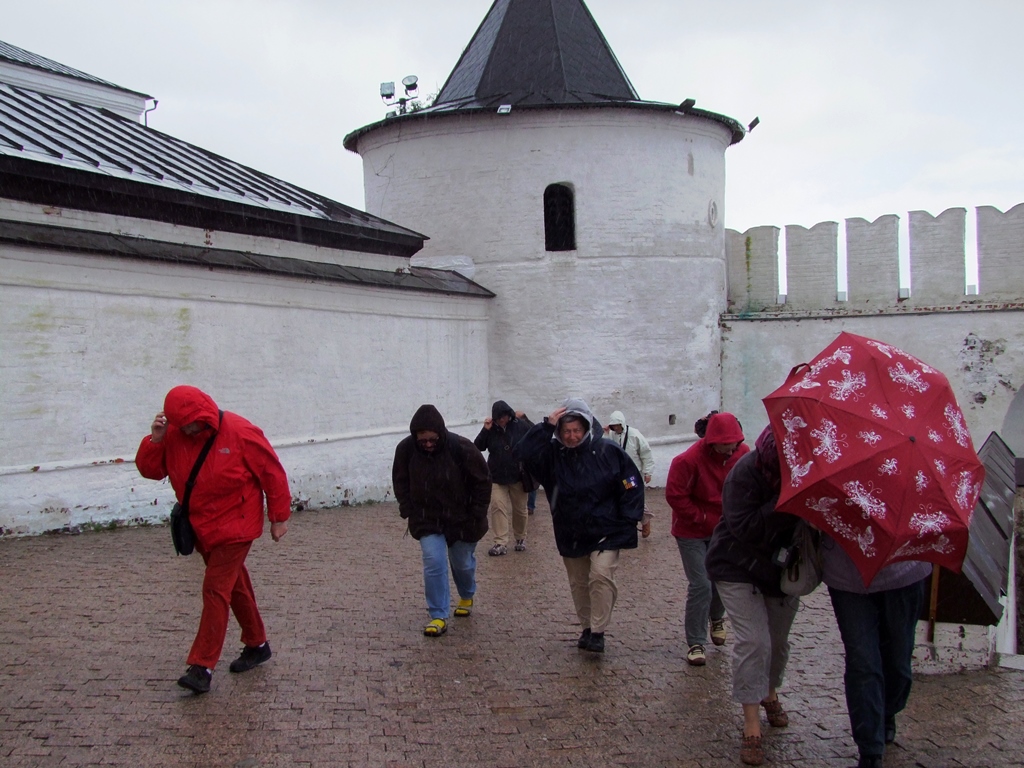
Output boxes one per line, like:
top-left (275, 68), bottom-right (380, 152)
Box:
top-left (675, 536), bottom-right (725, 646)
top-left (716, 581), bottom-right (799, 704)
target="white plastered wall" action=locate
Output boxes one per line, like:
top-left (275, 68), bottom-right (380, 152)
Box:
top-left (355, 109), bottom-right (733, 456)
top-left (0, 224), bottom-right (490, 535)
top-left (721, 312), bottom-right (1024, 446)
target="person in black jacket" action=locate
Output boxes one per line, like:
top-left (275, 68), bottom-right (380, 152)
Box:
top-left (515, 398), bottom-right (645, 654)
top-left (392, 404), bottom-right (491, 637)
top-left (706, 426), bottom-right (800, 766)
top-left (474, 400), bottom-right (534, 555)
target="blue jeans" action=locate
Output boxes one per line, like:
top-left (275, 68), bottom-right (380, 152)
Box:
top-left (675, 537), bottom-right (724, 646)
top-left (420, 534), bottom-right (477, 620)
top-left (828, 578), bottom-right (927, 758)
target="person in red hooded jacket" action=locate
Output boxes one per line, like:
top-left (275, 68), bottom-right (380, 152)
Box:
top-left (136, 386), bottom-right (291, 694)
top-left (665, 411), bottom-right (748, 667)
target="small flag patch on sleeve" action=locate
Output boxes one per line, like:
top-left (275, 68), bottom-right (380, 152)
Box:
top-left (622, 476), bottom-right (639, 490)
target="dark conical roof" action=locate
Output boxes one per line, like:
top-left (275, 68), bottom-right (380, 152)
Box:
top-left (434, 0), bottom-right (638, 108)
top-left (343, 0), bottom-right (746, 151)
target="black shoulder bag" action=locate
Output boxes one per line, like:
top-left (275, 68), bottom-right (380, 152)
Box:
top-left (170, 411), bottom-right (222, 556)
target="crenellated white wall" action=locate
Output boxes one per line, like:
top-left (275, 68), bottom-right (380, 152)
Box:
top-left (354, 108), bottom-right (733, 445)
top-left (721, 203), bottom-right (1024, 446)
top-left (0, 212), bottom-right (490, 536)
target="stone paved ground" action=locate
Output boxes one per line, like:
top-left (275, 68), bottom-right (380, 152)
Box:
top-left (1, 494), bottom-right (1023, 768)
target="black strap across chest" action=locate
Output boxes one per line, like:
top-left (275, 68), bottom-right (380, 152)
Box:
top-left (181, 410), bottom-right (223, 516)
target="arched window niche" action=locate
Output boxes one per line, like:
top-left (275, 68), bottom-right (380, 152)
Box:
top-left (544, 183), bottom-right (576, 252)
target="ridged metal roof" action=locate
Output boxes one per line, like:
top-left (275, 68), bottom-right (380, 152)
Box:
top-left (0, 219), bottom-right (495, 298)
top-left (0, 40), bottom-right (148, 97)
top-left (0, 82), bottom-right (426, 250)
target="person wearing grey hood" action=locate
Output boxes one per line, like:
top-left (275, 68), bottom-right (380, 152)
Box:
top-left (514, 398), bottom-right (645, 653)
top-left (474, 400), bottom-right (534, 555)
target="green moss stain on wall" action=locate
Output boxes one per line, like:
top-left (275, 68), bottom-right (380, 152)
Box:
top-left (173, 307), bottom-right (194, 372)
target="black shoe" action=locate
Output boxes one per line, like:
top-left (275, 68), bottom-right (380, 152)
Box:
top-left (857, 756), bottom-right (883, 768)
top-left (884, 715), bottom-right (896, 744)
top-left (585, 632), bottom-right (605, 654)
top-left (177, 664), bottom-right (211, 694)
top-left (229, 642), bottom-right (272, 673)
top-left (577, 628), bottom-right (592, 649)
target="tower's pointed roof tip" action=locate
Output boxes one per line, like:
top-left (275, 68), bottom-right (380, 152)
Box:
top-left (344, 0), bottom-right (745, 151)
top-left (434, 0), bottom-right (638, 108)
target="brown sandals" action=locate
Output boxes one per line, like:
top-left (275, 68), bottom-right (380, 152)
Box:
top-left (740, 735), bottom-right (764, 765)
top-left (761, 698), bottom-right (789, 728)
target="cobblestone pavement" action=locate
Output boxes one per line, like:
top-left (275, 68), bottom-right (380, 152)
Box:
top-left (2, 494), bottom-right (1023, 768)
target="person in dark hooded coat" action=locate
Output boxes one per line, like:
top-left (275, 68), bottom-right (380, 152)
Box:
top-left (514, 397), bottom-right (644, 654)
top-left (392, 404), bottom-right (491, 637)
top-left (474, 400), bottom-right (533, 555)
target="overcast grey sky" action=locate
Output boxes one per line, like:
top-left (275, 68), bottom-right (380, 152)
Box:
top-left (5, 0), bottom-right (1023, 234)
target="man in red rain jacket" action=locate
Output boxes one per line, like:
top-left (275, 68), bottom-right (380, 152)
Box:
top-left (136, 385), bottom-right (291, 694)
top-left (665, 412), bottom-right (748, 665)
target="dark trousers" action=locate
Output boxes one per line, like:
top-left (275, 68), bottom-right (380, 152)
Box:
top-left (828, 578), bottom-right (927, 758)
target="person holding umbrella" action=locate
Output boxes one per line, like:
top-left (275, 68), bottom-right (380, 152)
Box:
top-left (821, 541), bottom-right (930, 768)
top-left (706, 426), bottom-right (800, 766)
top-left (761, 331), bottom-right (985, 768)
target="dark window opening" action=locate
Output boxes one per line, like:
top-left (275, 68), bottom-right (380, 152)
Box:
top-left (544, 184), bottom-right (576, 251)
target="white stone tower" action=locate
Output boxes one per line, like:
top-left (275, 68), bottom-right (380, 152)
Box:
top-left (345, 0), bottom-right (745, 444)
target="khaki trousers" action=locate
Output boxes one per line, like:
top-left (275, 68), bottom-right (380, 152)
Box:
top-left (563, 549), bottom-right (620, 633)
top-left (489, 482), bottom-right (529, 545)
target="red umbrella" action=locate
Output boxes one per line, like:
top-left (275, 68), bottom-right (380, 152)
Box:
top-left (763, 331), bottom-right (985, 585)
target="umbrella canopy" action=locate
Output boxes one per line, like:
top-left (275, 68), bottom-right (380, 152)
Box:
top-left (763, 331), bottom-right (985, 585)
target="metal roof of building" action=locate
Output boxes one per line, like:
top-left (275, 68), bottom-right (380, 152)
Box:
top-left (0, 218), bottom-right (495, 298)
top-left (344, 0), bottom-right (745, 151)
top-left (0, 82), bottom-right (430, 257)
top-left (434, 0), bottom-right (638, 109)
top-left (0, 40), bottom-right (149, 97)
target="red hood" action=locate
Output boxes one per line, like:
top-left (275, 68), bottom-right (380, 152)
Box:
top-left (704, 412), bottom-right (744, 444)
top-left (164, 386), bottom-right (220, 430)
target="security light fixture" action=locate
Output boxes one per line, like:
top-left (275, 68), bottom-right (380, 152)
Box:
top-left (497, 104), bottom-right (512, 114)
top-left (381, 75), bottom-right (421, 115)
top-left (679, 98), bottom-right (696, 112)
top-left (748, 117), bottom-right (760, 131)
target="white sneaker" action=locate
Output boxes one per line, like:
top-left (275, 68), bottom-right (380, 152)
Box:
top-left (686, 644), bottom-right (706, 666)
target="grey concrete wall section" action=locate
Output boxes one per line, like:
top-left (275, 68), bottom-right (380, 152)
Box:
top-left (786, 221), bottom-right (839, 310)
top-left (910, 208), bottom-right (966, 305)
top-left (725, 225), bottom-right (779, 312)
top-left (846, 215), bottom-right (900, 306)
top-left (722, 311), bottom-right (1024, 447)
top-left (978, 203), bottom-right (1024, 299)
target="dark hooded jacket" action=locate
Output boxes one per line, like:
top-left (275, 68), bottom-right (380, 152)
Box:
top-left (135, 385), bottom-right (291, 550)
top-left (514, 398), bottom-right (644, 558)
top-left (705, 428), bottom-right (798, 596)
top-left (473, 400), bottom-right (533, 485)
top-left (392, 404), bottom-right (491, 544)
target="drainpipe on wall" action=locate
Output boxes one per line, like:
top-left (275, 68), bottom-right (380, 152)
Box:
top-left (143, 99), bottom-right (159, 126)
